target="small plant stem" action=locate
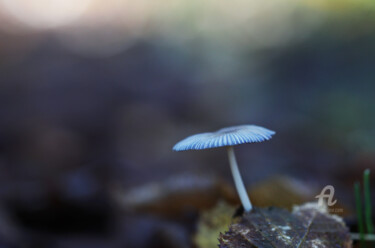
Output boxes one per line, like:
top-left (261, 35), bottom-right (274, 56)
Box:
top-left (227, 146), bottom-right (252, 212)
top-left (355, 182), bottom-right (365, 246)
top-left (364, 169), bottom-right (374, 234)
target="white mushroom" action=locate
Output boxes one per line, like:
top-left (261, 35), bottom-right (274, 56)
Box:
top-left (173, 125), bottom-right (275, 212)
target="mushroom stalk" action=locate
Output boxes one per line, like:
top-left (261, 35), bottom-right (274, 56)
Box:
top-left (227, 146), bottom-right (252, 212)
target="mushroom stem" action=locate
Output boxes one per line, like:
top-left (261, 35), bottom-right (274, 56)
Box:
top-left (227, 146), bottom-right (252, 212)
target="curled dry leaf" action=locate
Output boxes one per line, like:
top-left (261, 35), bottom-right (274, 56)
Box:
top-left (219, 202), bottom-right (352, 248)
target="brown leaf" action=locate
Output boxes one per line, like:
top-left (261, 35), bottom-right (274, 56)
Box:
top-left (112, 174), bottom-right (236, 218)
top-left (219, 203), bottom-right (352, 248)
top-left (249, 176), bottom-right (314, 210)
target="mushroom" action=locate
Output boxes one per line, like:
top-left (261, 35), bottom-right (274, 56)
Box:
top-left (173, 125), bottom-right (275, 212)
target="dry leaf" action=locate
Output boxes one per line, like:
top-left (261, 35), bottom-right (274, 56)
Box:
top-left (194, 201), bottom-right (237, 248)
top-left (249, 176), bottom-right (315, 210)
top-left (112, 174), bottom-right (234, 217)
top-left (219, 202), bottom-right (352, 248)
top-left (250, 176), bottom-right (351, 217)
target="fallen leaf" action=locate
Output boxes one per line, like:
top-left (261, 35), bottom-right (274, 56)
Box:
top-left (219, 202), bottom-right (352, 248)
top-left (194, 201), bottom-right (238, 248)
top-left (249, 176), bottom-right (315, 210)
top-left (249, 176), bottom-right (352, 217)
top-left (112, 174), bottom-right (236, 218)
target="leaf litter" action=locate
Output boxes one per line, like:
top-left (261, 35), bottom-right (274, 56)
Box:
top-left (219, 202), bottom-right (352, 248)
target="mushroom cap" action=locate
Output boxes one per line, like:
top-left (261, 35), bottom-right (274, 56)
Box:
top-left (173, 125), bottom-right (275, 151)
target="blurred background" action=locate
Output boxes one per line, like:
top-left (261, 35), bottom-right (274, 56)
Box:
top-left (0, 0), bottom-right (374, 247)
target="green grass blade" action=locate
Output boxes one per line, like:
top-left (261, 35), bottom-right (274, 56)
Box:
top-left (364, 169), bottom-right (374, 234)
top-left (355, 181), bottom-right (365, 246)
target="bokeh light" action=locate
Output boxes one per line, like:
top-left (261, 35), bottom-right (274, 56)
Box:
top-left (0, 0), bottom-right (92, 29)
